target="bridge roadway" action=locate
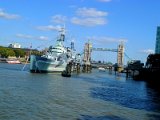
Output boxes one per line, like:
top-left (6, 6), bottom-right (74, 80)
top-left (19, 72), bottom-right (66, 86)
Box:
top-left (92, 48), bottom-right (118, 52)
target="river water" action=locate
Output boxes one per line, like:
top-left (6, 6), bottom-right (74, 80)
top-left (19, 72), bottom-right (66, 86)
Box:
top-left (0, 63), bottom-right (160, 120)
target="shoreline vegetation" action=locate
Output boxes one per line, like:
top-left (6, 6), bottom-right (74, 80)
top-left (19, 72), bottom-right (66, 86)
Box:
top-left (0, 46), bottom-right (43, 64)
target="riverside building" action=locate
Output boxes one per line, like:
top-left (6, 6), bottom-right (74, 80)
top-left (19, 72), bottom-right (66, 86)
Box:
top-left (155, 26), bottom-right (160, 54)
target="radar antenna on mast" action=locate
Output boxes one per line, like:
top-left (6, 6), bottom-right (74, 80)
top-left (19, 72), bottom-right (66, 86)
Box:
top-left (58, 25), bottom-right (66, 41)
top-left (59, 24), bottom-right (66, 34)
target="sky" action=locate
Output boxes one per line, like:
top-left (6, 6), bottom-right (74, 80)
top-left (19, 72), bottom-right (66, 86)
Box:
top-left (0, 0), bottom-right (160, 64)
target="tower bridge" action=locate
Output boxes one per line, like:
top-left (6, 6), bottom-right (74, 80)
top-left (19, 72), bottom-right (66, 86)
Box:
top-left (92, 42), bottom-right (124, 67)
top-left (82, 41), bottom-right (125, 71)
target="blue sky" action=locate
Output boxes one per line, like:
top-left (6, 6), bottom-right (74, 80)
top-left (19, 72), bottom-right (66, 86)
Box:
top-left (0, 0), bottom-right (160, 64)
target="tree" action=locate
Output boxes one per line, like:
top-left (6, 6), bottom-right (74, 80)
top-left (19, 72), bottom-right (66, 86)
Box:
top-left (0, 47), bottom-right (7, 57)
top-left (0, 47), bottom-right (15, 58)
top-left (14, 49), bottom-right (25, 57)
top-left (31, 50), bottom-right (43, 56)
top-left (146, 54), bottom-right (160, 68)
top-left (6, 48), bottom-right (15, 57)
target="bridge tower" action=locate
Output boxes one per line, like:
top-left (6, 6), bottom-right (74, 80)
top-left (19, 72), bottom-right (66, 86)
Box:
top-left (117, 42), bottom-right (124, 67)
top-left (82, 41), bottom-right (92, 72)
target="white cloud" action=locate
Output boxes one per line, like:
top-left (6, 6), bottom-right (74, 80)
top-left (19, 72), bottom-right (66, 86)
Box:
top-left (97, 0), bottom-right (112, 2)
top-left (76, 7), bottom-right (108, 17)
top-left (71, 17), bottom-right (106, 26)
top-left (38, 36), bottom-right (48, 40)
top-left (71, 7), bottom-right (108, 27)
top-left (16, 34), bottom-right (48, 40)
top-left (139, 49), bottom-right (154, 54)
top-left (51, 15), bottom-right (67, 24)
top-left (0, 9), bottom-right (20, 19)
top-left (87, 36), bottom-right (127, 43)
top-left (16, 34), bottom-right (33, 39)
top-left (36, 25), bottom-right (61, 31)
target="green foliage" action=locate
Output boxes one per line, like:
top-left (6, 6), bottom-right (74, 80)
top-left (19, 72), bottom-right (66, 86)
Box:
top-left (6, 48), bottom-right (15, 57)
top-left (0, 46), bottom-right (42, 58)
top-left (31, 50), bottom-right (43, 56)
top-left (0, 47), bottom-right (15, 58)
top-left (14, 49), bottom-right (25, 57)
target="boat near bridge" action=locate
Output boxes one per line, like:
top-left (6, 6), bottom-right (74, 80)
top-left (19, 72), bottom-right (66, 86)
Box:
top-left (98, 67), bottom-right (106, 72)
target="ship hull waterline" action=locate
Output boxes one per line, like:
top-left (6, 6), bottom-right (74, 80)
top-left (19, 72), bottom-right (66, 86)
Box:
top-left (30, 55), bottom-right (67, 73)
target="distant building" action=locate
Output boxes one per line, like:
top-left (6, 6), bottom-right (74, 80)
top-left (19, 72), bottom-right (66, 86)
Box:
top-left (155, 26), bottom-right (160, 54)
top-left (8, 43), bottom-right (21, 48)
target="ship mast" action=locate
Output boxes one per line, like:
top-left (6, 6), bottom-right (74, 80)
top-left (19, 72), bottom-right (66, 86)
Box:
top-left (59, 26), bottom-right (65, 41)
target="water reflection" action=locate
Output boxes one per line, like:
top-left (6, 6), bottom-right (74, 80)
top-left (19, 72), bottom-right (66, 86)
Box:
top-left (145, 82), bottom-right (160, 112)
top-left (88, 72), bottom-right (160, 112)
top-left (78, 115), bottom-right (127, 120)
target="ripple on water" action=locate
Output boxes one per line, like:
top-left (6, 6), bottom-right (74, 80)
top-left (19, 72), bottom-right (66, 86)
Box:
top-left (90, 83), bottom-right (160, 112)
top-left (1, 64), bottom-right (160, 120)
top-left (78, 115), bottom-right (128, 120)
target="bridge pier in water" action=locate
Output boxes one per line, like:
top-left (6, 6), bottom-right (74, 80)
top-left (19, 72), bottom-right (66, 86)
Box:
top-left (82, 64), bottom-right (92, 73)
